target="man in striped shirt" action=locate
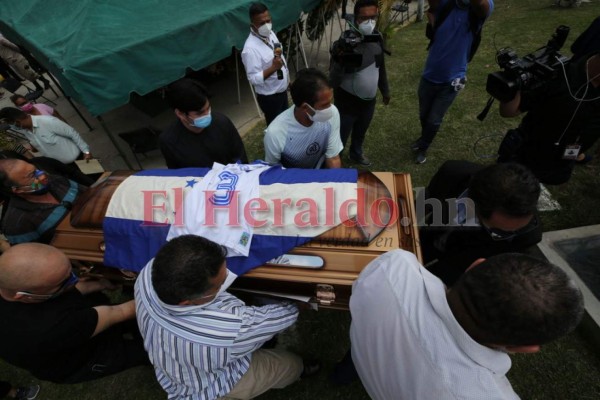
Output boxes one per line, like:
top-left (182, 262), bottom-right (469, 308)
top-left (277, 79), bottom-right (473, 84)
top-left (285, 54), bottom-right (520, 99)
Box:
top-left (135, 235), bottom-right (307, 400)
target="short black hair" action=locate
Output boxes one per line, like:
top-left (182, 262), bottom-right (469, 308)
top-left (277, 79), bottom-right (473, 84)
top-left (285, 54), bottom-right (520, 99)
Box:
top-left (290, 68), bottom-right (331, 107)
top-left (9, 94), bottom-right (26, 105)
top-left (454, 253), bottom-right (584, 346)
top-left (151, 235), bottom-right (226, 305)
top-left (164, 78), bottom-right (209, 113)
top-left (469, 163), bottom-right (540, 219)
top-left (354, 0), bottom-right (379, 17)
top-left (249, 2), bottom-right (268, 19)
top-left (0, 107), bottom-right (27, 123)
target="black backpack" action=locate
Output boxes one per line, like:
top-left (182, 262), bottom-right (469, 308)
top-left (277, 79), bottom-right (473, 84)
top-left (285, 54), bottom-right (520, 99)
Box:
top-left (426, 0), bottom-right (485, 62)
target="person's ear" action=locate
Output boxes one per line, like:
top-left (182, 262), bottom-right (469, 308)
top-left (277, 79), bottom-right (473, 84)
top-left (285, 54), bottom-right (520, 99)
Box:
top-left (301, 103), bottom-right (314, 116)
top-left (465, 258), bottom-right (486, 273)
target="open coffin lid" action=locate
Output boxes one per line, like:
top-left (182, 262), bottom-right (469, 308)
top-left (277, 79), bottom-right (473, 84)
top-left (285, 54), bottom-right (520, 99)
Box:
top-left (52, 169), bottom-right (421, 309)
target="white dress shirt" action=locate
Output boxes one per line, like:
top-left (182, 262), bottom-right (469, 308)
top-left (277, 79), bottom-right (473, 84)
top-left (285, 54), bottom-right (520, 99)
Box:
top-left (350, 250), bottom-right (520, 400)
top-left (23, 115), bottom-right (90, 164)
top-left (241, 31), bottom-right (289, 95)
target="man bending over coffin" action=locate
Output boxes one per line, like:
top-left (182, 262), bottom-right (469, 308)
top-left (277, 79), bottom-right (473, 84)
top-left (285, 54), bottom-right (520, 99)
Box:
top-left (420, 161), bottom-right (542, 286)
top-left (350, 250), bottom-right (584, 399)
top-left (135, 235), bottom-right (319, 400)
top-left (0, 243), bottom-right (148, 383)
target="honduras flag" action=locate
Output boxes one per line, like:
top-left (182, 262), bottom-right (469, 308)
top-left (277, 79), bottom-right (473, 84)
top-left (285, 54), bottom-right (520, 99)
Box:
top-left (103, 165), bottom-right (358, 275)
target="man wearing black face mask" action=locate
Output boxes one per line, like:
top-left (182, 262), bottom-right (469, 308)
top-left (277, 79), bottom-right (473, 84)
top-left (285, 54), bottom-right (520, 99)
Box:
top-left (0, 158), bottom-right (84, 245)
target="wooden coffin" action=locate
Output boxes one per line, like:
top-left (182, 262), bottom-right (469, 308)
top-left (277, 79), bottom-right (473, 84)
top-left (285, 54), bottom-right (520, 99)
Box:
top-left (51, 170), bottom-right (421, 309)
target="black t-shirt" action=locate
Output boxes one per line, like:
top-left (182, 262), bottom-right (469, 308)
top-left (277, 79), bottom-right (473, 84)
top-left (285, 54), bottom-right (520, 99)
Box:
top-left (517, 55), bottom-right (600, 183)
top-left (159, 112), bottom-right (249, 169)
top-left (0, 289), bottom-right (99, 382)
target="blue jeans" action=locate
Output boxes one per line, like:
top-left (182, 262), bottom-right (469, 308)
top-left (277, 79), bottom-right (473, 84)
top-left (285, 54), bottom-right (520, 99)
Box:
top-left (416, 77), bottom-right (460, 150)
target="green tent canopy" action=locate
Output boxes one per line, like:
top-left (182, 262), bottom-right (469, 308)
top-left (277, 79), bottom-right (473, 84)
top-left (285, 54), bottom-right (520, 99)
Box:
top-left (0, 0), bottom-right (320, 116)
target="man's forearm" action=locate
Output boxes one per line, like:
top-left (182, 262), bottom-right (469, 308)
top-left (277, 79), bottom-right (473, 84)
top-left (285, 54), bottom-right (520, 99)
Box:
top-left (92, 300), bottom-right (136, 337)
top-left (470, 0), bottom-right (491, 19)
top-left (325, 155), bottom-right (342, 169)
top-left (499, 91), bottom-right (522, 117)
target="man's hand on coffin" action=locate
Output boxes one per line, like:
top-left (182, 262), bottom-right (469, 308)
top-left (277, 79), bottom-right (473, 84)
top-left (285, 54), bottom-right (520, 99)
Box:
top-left (75, 277), bottom-right (120, 295)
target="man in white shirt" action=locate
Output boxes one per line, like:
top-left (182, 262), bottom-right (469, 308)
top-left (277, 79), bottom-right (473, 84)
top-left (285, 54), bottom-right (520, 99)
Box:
top-left (349, 250), bottom-right (584, 400)
top-left (0, 107), bottom-right (95, 185)
top-left (241, 3), bottom-right (289, 125)
top-left (264, 68), bottom-right (343, 169)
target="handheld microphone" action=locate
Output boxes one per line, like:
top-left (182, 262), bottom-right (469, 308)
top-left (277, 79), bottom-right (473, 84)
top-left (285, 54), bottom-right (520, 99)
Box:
top-left (273, 43), bottom-right (284, 80)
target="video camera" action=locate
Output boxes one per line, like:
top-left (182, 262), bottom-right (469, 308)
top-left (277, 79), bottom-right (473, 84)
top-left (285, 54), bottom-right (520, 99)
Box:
top-left (331, 30), bottom-right (382, 69)
top-left (486, 26), bottom-right (571, 102)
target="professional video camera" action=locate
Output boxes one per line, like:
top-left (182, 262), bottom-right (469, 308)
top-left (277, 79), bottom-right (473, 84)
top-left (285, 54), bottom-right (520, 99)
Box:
top-left (331, 30), bottom-right (382, 69)
top-left (486, 25), bottom-right (571, 102)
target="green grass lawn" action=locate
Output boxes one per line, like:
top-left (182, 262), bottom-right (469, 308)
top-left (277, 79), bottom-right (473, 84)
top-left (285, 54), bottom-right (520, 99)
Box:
top-left (2, 1), bottom-right (600, 399)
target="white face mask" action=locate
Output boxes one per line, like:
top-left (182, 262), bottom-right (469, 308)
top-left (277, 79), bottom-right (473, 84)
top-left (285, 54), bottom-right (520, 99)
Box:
top-left (216, 269), bottom-right (236, 297)
top-left (358, 19), bottom-right (376, 35)
top-left (307, 104), bottom-right (334, 123)
top-left (257, 22), bottom-right (272, 38)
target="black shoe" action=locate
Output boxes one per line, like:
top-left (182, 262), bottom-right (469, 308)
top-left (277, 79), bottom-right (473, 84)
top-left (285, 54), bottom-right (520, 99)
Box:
top-left (416, 151), bottom-right (427, 164)
top-left (349, 154), bottom-right (372, 166)
top-left (301, 360), bottom-right (321, 378)
top-left (15, 385), bottom-right (40, 400)
top-left (39, 77), bottom-right (51, 90)
top-left (410, 140), bottom-right (422, 152)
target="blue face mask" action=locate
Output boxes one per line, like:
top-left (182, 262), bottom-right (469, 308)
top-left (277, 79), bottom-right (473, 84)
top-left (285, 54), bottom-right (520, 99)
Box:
top-left (190, 110), bottom-right (212, 129)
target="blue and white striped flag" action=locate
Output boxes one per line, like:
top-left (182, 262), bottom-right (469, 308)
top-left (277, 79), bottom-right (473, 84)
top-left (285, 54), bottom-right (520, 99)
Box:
top-left (103, 165), bottom-right (358, 275)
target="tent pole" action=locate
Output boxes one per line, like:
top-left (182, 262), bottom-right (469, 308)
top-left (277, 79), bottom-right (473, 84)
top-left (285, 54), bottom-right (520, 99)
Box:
top-left (235, 48), bottom-right (241, 104)
top-left (45, 74), bottom-right (94, 131)
top-left (296, 21), bottom-right (308, 69)
top-left (96, 116), bottom-right (134, 170)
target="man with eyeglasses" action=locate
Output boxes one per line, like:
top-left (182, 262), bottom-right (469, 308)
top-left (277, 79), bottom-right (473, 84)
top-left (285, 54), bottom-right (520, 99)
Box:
top-left (419, 161), bottom-right (543, 285)
top-left (0, 243), bottom-right (148, 383)
top-left (159, 78), bottom-right (248, 169)
top-left (0, 158), bottom-right (84, 246)
top-left (135, 235), bottom-right (319, 400)
top-left (329, 0), bottom-right (390, 167)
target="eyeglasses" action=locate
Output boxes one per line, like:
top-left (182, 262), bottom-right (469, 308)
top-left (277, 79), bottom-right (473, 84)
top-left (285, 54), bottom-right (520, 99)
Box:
top-left (16, 271), bottom-right (79, 300)
top-left (481, 216), bottom-right (539, 241)
top-left (12, 169), bottom-right (47, 191)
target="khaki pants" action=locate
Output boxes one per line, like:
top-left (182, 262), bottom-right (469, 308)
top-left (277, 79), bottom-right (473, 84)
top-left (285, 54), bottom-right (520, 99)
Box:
top-left (220, 349), bottom-right (303, 400)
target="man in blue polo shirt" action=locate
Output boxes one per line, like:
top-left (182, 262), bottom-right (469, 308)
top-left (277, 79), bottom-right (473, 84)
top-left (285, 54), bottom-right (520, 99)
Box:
top-left (411, 0), bottom-right (493, 164)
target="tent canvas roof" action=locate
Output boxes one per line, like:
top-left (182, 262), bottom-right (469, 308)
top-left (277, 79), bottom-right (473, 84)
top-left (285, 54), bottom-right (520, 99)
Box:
top-left (0, 0), bottom-right (320, 115)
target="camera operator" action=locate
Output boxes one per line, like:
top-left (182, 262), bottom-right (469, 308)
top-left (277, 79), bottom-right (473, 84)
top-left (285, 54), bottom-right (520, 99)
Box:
top-left (329, 0), bottom-right (390, 167)
top-left (411, 0), bottom-right (493, 164)
top-left (498, 52), bottom-right (600, 185)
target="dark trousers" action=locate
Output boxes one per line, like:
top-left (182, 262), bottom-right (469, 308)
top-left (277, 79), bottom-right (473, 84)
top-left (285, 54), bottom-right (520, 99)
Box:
top-left (256, 91), bottom-right (289, 126)
top-left (416, 77), bottom-right (459, 150)
top-left (62, 320), bottom-right (149, 383)
top-left (334, 87), bottom-right (376, 159)
top-left (0, 381), bottom-right (11, 398)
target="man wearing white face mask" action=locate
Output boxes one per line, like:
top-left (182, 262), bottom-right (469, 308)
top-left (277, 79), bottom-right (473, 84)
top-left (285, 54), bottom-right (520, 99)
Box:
top-left (242, 3), bottom-right (289, 126)
top-left (330, 0), bottom-right (390, 167)
top-left (264, 68), bottom-right (343, 169)
top-left (135, 235), bottom-right (319, 400)
top-left (159, 78), bottom-right (248, 169)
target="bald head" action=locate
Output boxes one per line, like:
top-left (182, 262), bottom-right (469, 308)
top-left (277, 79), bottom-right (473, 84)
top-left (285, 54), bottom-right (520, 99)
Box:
top-left (0, 243), bottom-right (71, 294)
